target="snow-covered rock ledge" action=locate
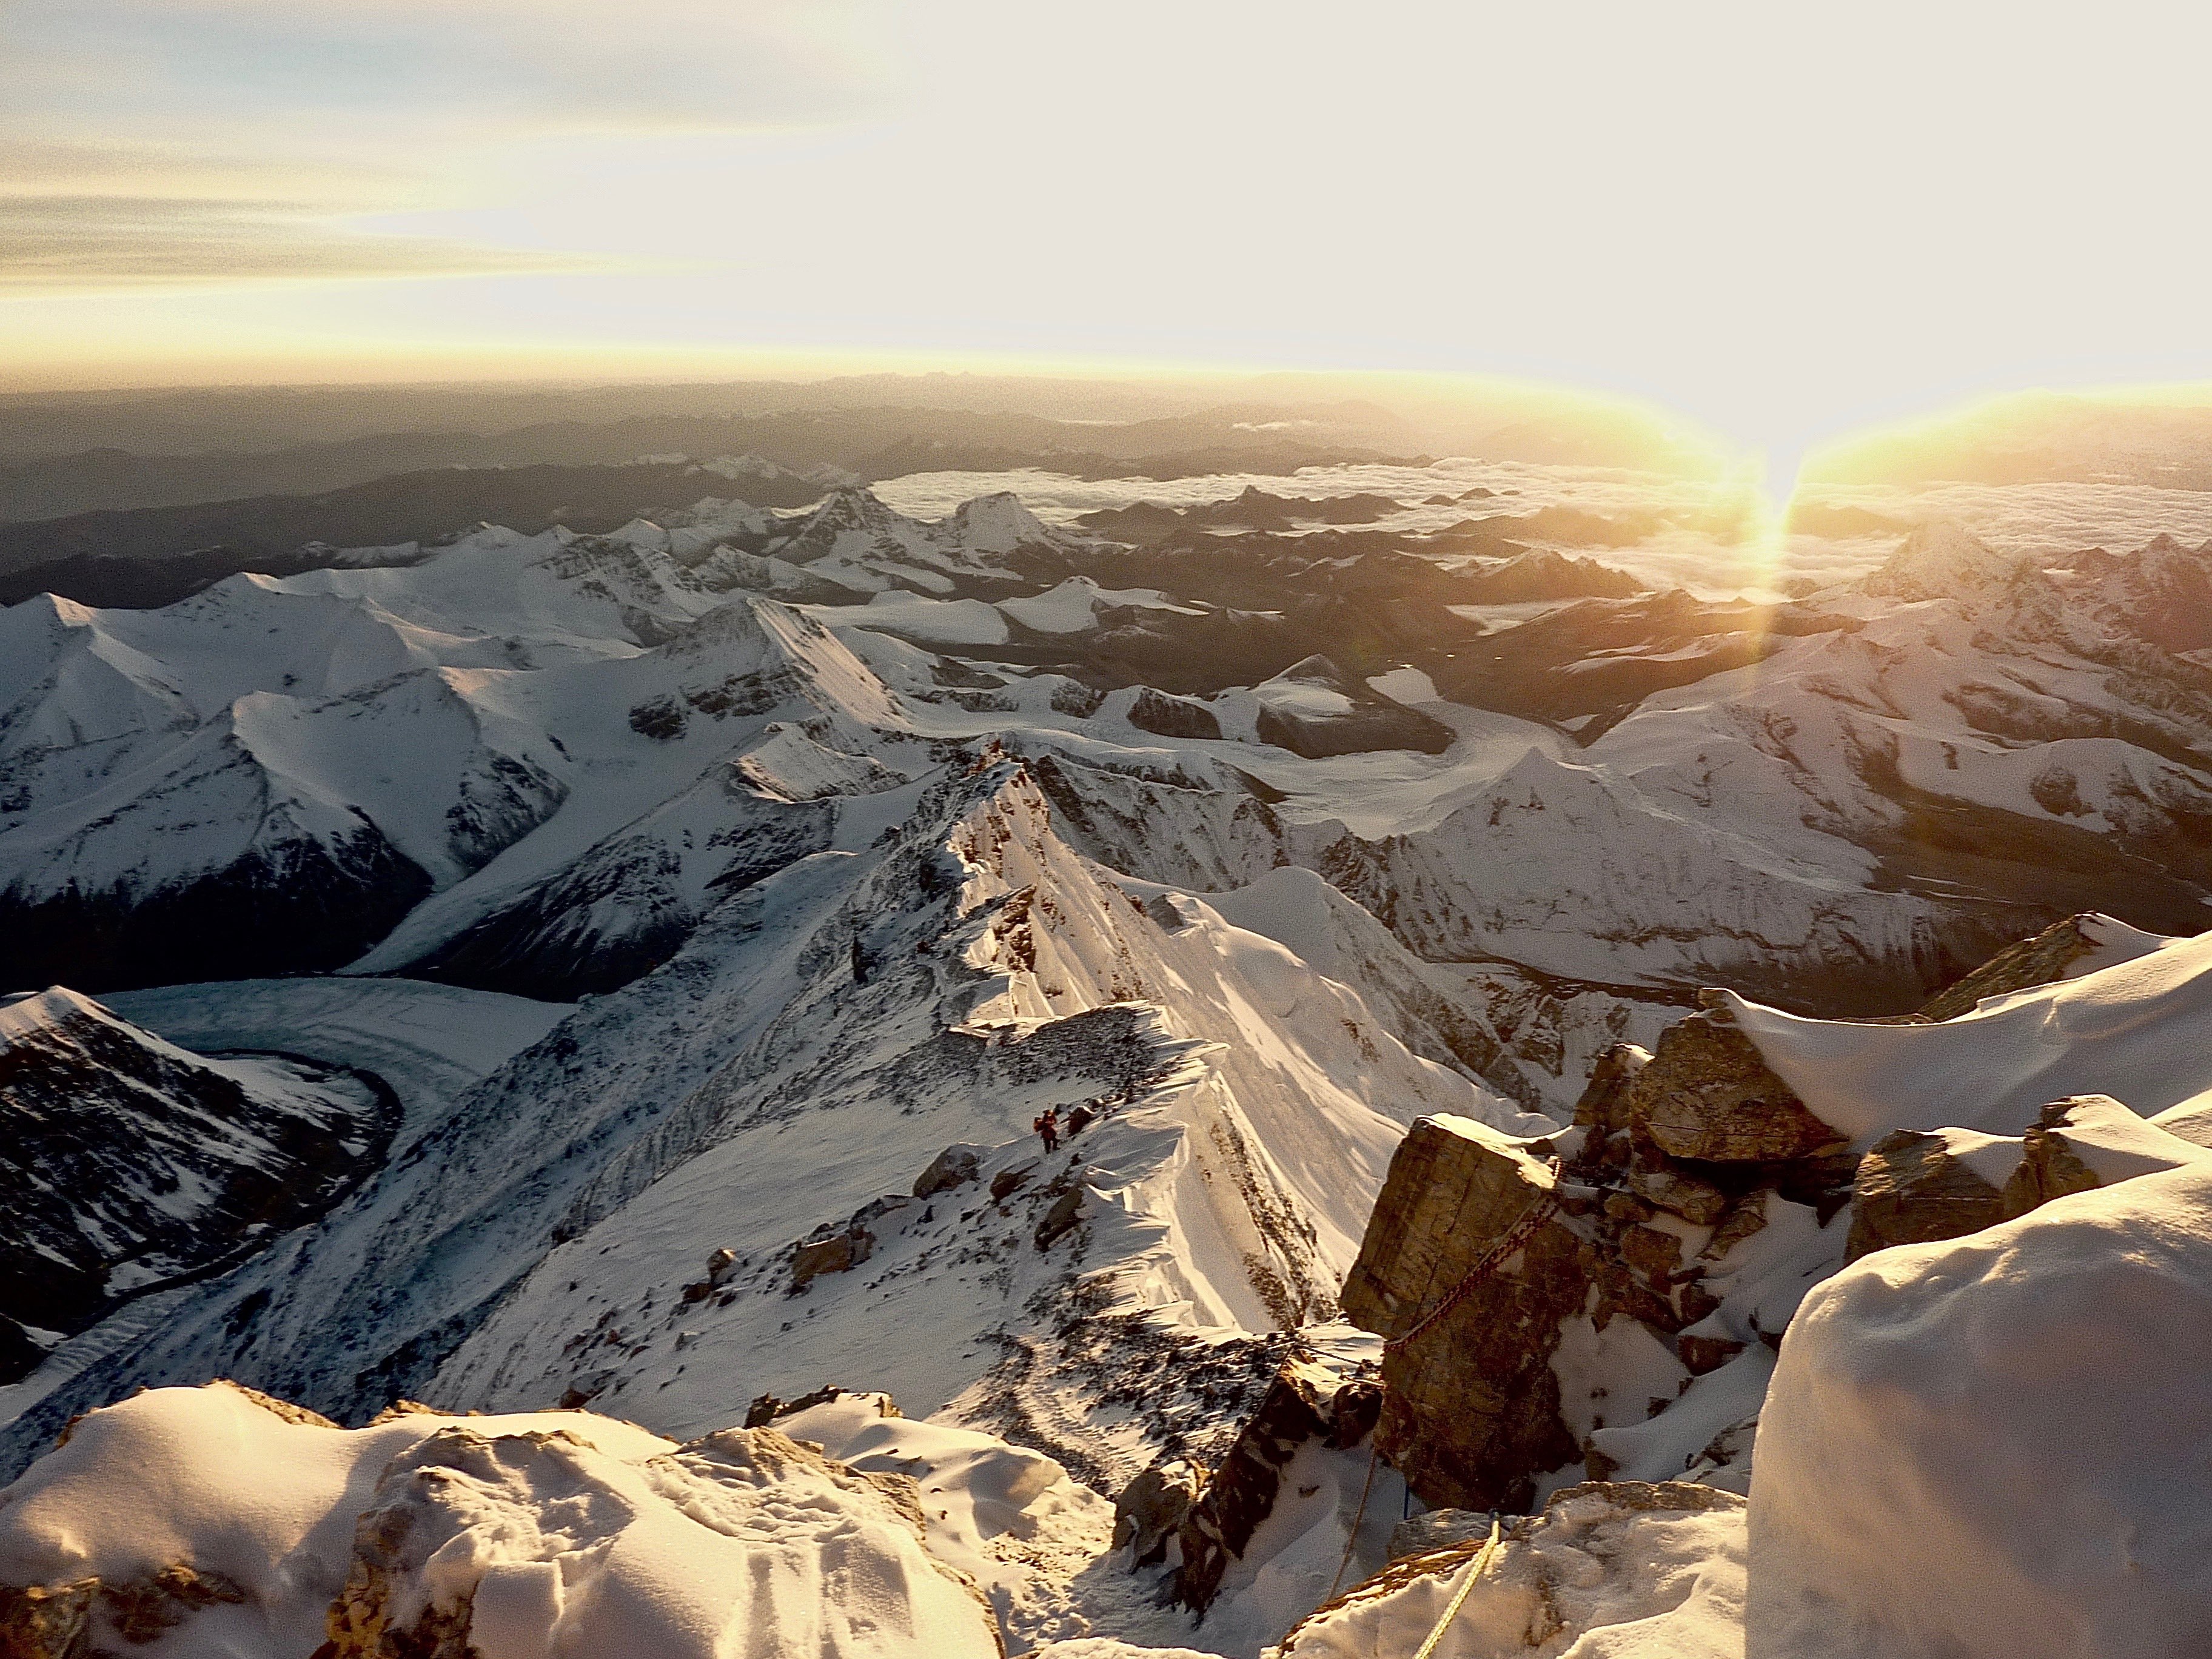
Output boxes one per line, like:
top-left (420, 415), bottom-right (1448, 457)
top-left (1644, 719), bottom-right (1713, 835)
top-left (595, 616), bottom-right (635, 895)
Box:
top-left (0, 1380), bottom-right (1004, 1658)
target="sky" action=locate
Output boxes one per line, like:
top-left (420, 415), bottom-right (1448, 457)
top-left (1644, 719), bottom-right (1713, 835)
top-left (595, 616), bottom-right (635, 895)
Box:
top-left (5, 1), bottom-right (2211, 476)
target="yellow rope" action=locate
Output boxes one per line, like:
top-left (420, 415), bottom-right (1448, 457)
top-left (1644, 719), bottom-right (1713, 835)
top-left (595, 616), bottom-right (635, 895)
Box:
top-left (1408, 1518), bottom-right (1501, 1659)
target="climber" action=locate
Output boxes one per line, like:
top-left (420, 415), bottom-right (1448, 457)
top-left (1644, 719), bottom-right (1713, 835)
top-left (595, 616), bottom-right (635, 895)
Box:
top-left (1034, 1107), bottom-right (1061, 1153)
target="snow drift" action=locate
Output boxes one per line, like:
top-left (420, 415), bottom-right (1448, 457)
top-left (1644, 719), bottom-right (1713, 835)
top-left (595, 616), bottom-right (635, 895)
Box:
top-left (0, 1380), bottom-right (1000, 1658)
top-left (1749, 1162), bottom-right (2212, 1659)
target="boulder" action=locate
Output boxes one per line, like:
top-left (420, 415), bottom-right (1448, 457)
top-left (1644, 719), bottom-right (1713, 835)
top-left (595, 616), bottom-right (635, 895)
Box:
top-left (1113, 1458), bottom-right (1208, 1566)
top-left (1033, 1187), bottom-right (1084, 1250)
top-left (2001, 1093), bottom-right (2212, 1219)
top-left (789, 1225), bottom-right (873, 1293)
top-left (1846, 1096), bottom-right (2212, 1264)
top-left (1627, 1013), bottom-right (1848, 1164)
top-left (1339, 1116), bottom-right (1587, 1513)
top-left (1620, 1224), bottom-right (1684, 1281)
top-left (913, 1144), bottom-right (982, 1198)
top-left (1627, 1158), bottom-right (1732, 1225)
top-left (1846, 1128), bottom-right (2014, 1262)
top-left (1572, 1043), bottom-right (1650, 1136)
top-left (1699, 1193), bottom-right (1772, 1262)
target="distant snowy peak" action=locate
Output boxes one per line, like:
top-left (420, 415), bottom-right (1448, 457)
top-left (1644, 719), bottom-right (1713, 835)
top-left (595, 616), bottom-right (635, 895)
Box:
top-left (1459, 546), bottom-right (1641, 602)
top-left (766, 485), bottom-right (1088, 598)
top-left (944, 489), bottom-right (1062, 555)
top-left (2057, 531), bottom-right (2212, 654)
top-left (1859, 520), bottom-right (2029, 603)
top-left (697, 452), bottom-right (860, 490)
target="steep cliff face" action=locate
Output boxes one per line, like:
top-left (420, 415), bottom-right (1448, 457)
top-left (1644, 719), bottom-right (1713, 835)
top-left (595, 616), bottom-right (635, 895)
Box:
top-left (0, 989), bottom-right (393, 1372)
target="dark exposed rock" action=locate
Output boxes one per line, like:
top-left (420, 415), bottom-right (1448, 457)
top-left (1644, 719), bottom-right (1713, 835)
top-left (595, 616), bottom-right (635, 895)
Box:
top-left (1997, 1093), bottom-right (2209, 1219)
top-left (0, 1318), bottom-right (45, 1386)
top-left (1250, 655), bottom-right (1455, 760)
top-left (0, 823), bottom-right (434, 996)
top-left (1571, 1043), bottom-right (1649, 1135)
top-left (1698, 1194), bottom-right (1770, 1262)
top-left (1173, 1355), bottom-right (1382, 1611)
top-left (0, 990), bottom-right (396, 1351)
top-left (1917, 912), bottom-right (2109, 1021)
top-left (1619, 1224), bottom-right (1683, 1281)
top-left (1678, 1333), bottom-right (1746, 1376)
top-left (743, 1384), bottom-right (897, 1429)
top-left (1125, 686), bottom-right (1222, 741)
top-left (1846, 1129), bottom-right (2011, 1261)
top-left (1626, 1013), bottom-right (1848, 1163)
top-left (1626, 1158), bottom-right (1731, 1226)
top-left (1845, 1094), bottom-right (2211, 1264)
top-left (0, 1579), bottom-right (95, 1658)
top-left (626, 694), bottom-right (687, 740)
top-left (0, 1565), bottom-right (248, 1656)
top-left (990, 1163), bottom-right (1035, 1202)
top-left (406, 799), bottom-right (834, 1000)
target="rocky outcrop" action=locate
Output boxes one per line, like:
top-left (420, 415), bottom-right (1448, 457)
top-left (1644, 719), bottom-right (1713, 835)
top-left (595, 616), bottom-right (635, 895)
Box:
top-left (1339, 1118), bottom-right (1587, 1513)
top-left (0, 825), bottom-right (435, 996)
top-left (1915, 912), bottom-right (2111, 1021)
top-left (1170, 1355), bottom-right (1381, 1611)
top-left (1251, 655), bottom-right (1455, 759)
top-left (1846, 1130), bottom-right (2010, 1261)
top-left (790, 1223), bottom-right (875, 1292)
top-left (1845, 1094), bottom-right (2212, 1262)
top-left (1342, 1005), bottom-right (1857, 1511)
top-left (914, 1143), bottom-right (984, 1196)
top-left (1626, 1010), bottom-right (1849, 1163)
top-left (1112, 1458), bottom-right (1208, 1566)
top-left (0, 1567), bottom-right (248, 1657)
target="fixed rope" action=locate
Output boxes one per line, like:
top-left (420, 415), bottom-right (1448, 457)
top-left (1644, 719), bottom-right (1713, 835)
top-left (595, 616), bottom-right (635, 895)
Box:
top-left (1324, 1436), bottom-right (1384, 1602)
top-left (1409, 1518), bottom-right (1503, 1659)
top-left (1382, 1171), bottom-right (1560, 1356)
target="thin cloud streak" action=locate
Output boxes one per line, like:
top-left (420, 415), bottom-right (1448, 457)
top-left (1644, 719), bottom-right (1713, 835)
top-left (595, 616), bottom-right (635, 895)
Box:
top-left (0, 196), bottom-right (595, 290)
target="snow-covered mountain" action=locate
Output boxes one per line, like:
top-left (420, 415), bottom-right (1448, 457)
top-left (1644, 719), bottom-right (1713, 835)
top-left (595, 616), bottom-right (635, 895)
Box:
top-left (8, 465), bottom-right (2212, 1658)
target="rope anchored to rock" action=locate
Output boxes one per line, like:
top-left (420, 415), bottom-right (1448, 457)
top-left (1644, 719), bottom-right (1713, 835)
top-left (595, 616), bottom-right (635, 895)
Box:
top-left (1382, 1165), bottom-right (1561, 1356)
